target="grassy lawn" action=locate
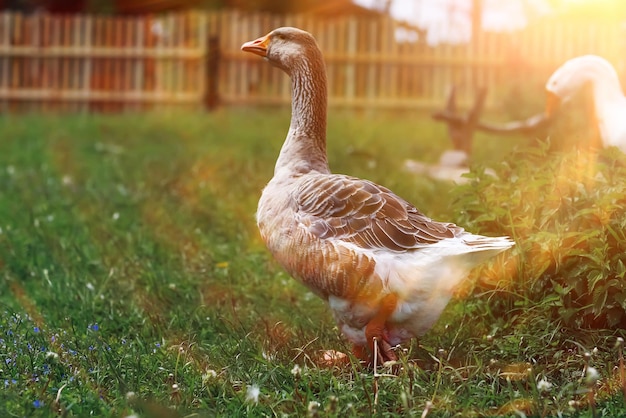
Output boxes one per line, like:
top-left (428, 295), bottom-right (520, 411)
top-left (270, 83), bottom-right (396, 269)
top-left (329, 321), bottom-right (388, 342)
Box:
top-left (1, 108), bottom-right (625, 417)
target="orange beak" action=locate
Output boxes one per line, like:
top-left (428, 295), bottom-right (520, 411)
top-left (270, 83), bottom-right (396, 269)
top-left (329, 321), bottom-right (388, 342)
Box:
top-left (241, 34), bottom-right (270, 57)
top-left (545, 90), bottom-right (561, 118)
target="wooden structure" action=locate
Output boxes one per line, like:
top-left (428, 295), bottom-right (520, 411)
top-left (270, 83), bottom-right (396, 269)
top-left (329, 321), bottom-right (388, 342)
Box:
top-left (0, 11), bottom-right (210, 111)
top-left (432, 85), bottom-right (552, 156)
top-left (0, 10), bottom-right (624, 112)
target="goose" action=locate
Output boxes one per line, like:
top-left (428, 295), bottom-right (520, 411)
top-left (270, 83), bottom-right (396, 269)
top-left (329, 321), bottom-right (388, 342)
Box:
top-left (241, 27), bottom-right (514, 365)
top-left (545, 55), bottom-right (626, 152)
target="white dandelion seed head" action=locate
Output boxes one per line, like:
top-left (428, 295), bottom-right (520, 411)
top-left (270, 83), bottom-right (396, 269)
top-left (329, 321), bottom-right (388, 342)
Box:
top-left (202, 369), bottom-right (217, 384)
top-left (246, 384), bottom-right (260, 404)
top-left (307, 401), bottom-right (320, 414)
top-left (291, 364), bottom-right (301, 377)
top-left (537, 378), bottom-right (552, 393)
top-left (585, 366), bottom-right (599, 384)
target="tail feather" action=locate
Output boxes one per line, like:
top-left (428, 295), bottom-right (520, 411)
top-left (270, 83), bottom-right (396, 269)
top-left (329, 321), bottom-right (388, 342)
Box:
top-left (462, 234), bottom-right (514, 250)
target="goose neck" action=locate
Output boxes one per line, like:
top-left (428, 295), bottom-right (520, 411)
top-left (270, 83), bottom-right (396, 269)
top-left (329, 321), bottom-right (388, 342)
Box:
top-left (275, 59), bottom-right (329, 175)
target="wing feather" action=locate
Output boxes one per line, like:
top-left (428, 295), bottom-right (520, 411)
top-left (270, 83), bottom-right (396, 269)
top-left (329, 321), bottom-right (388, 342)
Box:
top-left (296, 174), bottom-right (462, 252)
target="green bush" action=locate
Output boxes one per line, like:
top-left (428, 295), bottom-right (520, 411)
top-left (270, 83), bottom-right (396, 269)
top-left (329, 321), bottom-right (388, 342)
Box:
top-left (454, 142), bottom-right (626, 329)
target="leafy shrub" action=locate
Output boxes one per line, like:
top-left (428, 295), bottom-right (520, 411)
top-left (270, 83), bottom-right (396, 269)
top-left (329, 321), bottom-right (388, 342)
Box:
top-left (453, 142), bottom-right (626, 328)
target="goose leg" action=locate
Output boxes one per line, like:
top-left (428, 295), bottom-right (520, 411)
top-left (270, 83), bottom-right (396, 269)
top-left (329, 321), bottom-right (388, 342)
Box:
top-left (365, 293), bottom-right (398, 364)
top-left (352, 344), bottom-right (370, 364)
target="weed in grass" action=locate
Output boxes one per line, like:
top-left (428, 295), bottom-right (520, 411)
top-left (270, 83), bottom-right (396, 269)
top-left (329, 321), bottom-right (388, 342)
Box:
top-left (454, 142), bottom-right (626, 330)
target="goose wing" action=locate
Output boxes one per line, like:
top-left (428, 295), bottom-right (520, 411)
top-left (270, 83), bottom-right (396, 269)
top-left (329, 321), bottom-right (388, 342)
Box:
top-left (295, 174), bottom-right (463, 252)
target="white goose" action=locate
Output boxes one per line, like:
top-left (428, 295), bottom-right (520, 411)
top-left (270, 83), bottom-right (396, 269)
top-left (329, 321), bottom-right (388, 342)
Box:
top-left (242, 27), bottom-right (514, 364)
top-left (546, 55), bottom-right (626, 152)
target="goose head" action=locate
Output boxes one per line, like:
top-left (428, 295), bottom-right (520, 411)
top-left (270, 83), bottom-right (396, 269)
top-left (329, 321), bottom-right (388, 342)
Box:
top-left (241, 27), bottom-right (322, 76)
top-left (545, 55), bottom-right (621, 117)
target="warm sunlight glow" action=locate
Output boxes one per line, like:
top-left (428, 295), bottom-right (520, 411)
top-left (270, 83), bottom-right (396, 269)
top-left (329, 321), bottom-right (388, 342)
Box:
top-left (559, 0), bottom-right (626, 19)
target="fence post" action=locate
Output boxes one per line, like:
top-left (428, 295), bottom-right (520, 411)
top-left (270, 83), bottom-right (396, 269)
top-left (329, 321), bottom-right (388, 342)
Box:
top-left (205, 35), bottom-right (219, 110)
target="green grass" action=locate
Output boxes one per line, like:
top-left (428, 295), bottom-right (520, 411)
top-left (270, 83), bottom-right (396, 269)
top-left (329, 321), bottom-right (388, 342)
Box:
top-left (0, 109), bottom-right (625, 417)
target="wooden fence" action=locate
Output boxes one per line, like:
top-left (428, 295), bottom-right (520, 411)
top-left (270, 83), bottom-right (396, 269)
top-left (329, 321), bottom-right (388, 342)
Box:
top-left (0, 10), bottom-right (624, 112)
top-left (226, 11), bottom-right (626, 110)
top-left (0, 11), bottom-right (211, 111)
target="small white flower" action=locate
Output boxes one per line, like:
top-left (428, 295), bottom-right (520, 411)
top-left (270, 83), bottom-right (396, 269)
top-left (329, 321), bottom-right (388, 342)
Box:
top-left (45, 351), bottom-right (59, 361)
top-left (537, 378), bottom-right (552, 393)
top-left (62, 175), bottom-right (73, 186)
top-left (125, 391), bottom-right (136, 400)
top-left (6, 165), bottom-right (15, 176)
top-left (112, 212), bottom-right (120, 221)
top-left (585, 366), bottom-right (600, 385)
top-left (291, 364), bottom-right (301, 378)
top-left (202, 369), bottom-right (217, 384)
top-left (245, 384), bottom-right (260, 404)
top-left (307, 401), bottom-right (320, 415)
top-left (86, 283), bottom-right (95, 291)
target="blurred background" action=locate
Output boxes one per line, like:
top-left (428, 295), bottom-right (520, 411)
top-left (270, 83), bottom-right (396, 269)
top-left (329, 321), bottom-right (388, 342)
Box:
top-left (0, 0), bottom-right (623, 114)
